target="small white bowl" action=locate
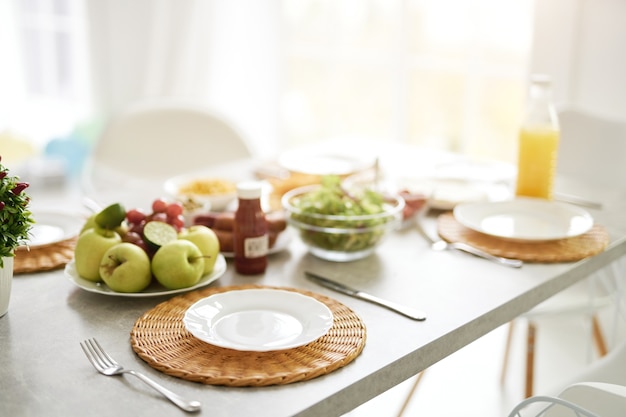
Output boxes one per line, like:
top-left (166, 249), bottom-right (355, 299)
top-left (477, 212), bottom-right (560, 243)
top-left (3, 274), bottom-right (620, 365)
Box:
top-left (164, 174), bottom-right (237, 212)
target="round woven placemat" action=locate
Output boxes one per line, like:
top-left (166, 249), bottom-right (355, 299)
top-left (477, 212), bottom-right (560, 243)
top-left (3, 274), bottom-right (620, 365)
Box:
top-left (437, 212), bottom-right (609, 263)
top-left (130, 284), bottom-right (367, 387)
top-left (13, 236), bottom-right (77, 274)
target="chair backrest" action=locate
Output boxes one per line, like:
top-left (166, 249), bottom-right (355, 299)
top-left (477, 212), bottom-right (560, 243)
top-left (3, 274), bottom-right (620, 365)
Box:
top-left (546, 382), bottom-right (626, 417)
top-left (557, 108), bottom-right (626, 187)
top-left (81, 100), bottom-right (253, 207)
top-left (87, 100), bottom-right (252, 180)
top-left (508, 382), bottom-right (626, 417)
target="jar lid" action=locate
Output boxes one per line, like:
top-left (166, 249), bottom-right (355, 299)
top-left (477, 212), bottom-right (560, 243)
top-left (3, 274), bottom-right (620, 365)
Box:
top-left (236, 181), bottom-right (263, 199)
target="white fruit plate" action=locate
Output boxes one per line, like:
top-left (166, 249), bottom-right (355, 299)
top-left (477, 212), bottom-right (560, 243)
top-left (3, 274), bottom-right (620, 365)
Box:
top-left (64, 253), bottom-right (226, 297)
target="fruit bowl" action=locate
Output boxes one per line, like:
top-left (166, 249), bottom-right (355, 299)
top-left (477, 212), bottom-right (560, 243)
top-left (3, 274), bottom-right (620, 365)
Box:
top-left (281, 182), bottom-right (405, 262)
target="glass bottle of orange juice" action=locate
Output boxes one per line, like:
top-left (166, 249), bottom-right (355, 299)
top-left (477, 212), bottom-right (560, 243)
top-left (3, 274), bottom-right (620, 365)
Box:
top-left (515, 74), bottom-right (560, 200)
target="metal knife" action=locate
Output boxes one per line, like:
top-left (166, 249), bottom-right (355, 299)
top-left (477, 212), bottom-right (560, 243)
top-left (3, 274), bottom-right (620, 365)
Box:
top-left (305, 271), bottom-right (427, 321)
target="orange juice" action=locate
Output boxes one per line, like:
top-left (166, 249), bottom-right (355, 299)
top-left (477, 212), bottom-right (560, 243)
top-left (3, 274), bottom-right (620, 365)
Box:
top-left (515, 127), bottom-right (560, 199)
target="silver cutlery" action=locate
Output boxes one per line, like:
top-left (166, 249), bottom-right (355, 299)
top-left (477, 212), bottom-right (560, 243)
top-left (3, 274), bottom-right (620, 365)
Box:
top-left (305, 271), bottom-right (427, 321)
top-left (415, 215), bottom-right (523, 268)
top-left (80, 338), bottom-right (201, 413)
top-left (554, 192), bottom-right (603, 210)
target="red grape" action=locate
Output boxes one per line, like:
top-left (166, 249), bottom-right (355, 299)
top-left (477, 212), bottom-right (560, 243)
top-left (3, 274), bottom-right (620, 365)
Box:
top-left (169, 214), bottom-right (185, 231)
top-left (122, 231), bottom-right (151, 255)
top-left (126, 208), bottom-right (146, 224)
top-left (129, 220), bottom-right (146, 235)
top-left (122, 231), bottom-right (143, 245)
top-left (151, 212), bottom-right (167, 223)
top-left (166, 202), bottom-right (184, 217)
top-left (152, 198), bottom-right (168, 213)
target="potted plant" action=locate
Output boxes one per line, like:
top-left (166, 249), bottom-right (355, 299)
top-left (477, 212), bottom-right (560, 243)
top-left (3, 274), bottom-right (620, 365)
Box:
top-left (0, 155), bottom-right (34, 316)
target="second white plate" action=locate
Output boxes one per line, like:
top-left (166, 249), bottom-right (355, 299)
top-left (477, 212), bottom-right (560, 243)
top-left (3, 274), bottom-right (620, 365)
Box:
top-left (453, 198), bottom-right (594, 242)
top-left (26, 211), bottom-right (83, 248)
top-left (183, 289), bottom-right (334, 351)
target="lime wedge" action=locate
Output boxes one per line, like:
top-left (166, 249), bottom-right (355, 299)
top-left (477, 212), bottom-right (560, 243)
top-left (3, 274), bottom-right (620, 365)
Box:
top-left (95, 203), bottom-right (126, 230)
top-left (143, 221), bottom-right (178, 249)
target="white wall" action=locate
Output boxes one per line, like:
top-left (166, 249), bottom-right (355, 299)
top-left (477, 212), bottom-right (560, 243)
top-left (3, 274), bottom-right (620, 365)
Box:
top-left (531, 0), bottom-right (626, 121)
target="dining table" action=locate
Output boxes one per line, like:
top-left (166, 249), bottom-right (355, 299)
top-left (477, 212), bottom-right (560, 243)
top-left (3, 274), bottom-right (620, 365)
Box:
top-left (2, 141), bottom-right (626, 417)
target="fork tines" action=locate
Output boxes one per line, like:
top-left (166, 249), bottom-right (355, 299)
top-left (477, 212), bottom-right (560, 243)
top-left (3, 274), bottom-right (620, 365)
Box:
top-left (80, 338), bottom-right (111, 371)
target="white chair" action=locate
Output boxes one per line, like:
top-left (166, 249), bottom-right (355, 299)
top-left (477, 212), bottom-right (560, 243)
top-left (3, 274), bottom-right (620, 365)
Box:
top-left (508, 336), bottom-right (626, 417)
top-left (508, 382), bottom-right (626, 417)
top-left (396, 108), bottom-right (626, 416)
top-left (500, 108), bottom-right (626, 397)
top-left (81, 99), bottom-right (252, 207)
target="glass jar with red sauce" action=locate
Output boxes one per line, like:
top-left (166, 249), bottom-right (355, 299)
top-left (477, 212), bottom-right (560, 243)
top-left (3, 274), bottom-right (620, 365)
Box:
top-left (233, 181), bottom-right (268, 275)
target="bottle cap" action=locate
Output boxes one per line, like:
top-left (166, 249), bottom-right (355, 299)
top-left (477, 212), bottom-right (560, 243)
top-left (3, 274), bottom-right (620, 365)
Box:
top-left (236, 181), bottom-right (263, 199)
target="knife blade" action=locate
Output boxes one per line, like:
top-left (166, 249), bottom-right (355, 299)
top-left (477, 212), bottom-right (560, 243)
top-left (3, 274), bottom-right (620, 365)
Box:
top-left (305, 271), bottom-right (427, 321)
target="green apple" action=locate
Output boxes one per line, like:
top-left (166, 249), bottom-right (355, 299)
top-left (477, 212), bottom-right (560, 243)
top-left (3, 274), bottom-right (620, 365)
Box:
top-left (151, 240), bottom-right (204, 290)
top-left (80, 214), bottom-right (97, 235)
top-left (178, 225), bottom-right (220, 275)
top-left (99, 243), bottom-right (152, 293)
top-left (74, 228), bottom-right (122, 282)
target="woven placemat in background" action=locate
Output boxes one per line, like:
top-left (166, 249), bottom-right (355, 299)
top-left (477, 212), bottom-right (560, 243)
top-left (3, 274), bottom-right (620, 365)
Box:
top-left (131, 284), bottom-right (367, 387)
top-left (437, 212), bottom-right (610, 263)
top-left (13, 236), bottom-right (77, 274)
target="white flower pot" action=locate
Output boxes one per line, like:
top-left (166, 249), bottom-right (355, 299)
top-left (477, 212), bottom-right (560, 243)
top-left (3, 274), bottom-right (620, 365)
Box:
top-left (0, 256), bottom-right (14, 317)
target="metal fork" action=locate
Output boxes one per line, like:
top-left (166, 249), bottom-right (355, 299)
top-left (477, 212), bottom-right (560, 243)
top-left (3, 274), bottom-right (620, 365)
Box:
top-left (415, 214), bottom-right (523, 268)
top-left (80, 338), bottom-right (201, 413)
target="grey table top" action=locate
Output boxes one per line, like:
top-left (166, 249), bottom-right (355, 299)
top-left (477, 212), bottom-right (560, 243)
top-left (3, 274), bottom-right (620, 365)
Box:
top-left (2, 145), bottom-right (626, 417)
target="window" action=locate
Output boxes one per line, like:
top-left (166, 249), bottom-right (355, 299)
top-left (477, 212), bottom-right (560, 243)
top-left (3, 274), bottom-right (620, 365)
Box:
top-left (2, 0), bottom-right (90, 147)
top-left (280, 0), bottom-right (533, 163)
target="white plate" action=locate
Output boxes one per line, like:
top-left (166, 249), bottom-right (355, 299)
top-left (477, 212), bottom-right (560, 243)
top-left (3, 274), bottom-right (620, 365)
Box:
top-left (26, 211), bottom-right (83, 248)
top-left (65, 254), bottom-right (227, 297)
top-left (183, 289), bottom-right (334, 351)
top-left (278, 149), bottom-right (375, 176)
top-left (426, 178), bottom-right (513, 210)
top-left (453, 198), bottom-right (594, 242)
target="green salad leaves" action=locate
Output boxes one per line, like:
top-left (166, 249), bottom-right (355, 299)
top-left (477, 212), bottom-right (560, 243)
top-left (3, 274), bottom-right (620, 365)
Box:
top-left (288, 175), bottom-right (399, 252)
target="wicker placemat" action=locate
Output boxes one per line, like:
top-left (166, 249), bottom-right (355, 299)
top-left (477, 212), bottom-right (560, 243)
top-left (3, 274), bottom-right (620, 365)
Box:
top-left (13, 236), bottom-right (77, 274)
top-left (130, 284), bottom-right (367, 387)
top-left (437, 212), bottom-right (609, 263)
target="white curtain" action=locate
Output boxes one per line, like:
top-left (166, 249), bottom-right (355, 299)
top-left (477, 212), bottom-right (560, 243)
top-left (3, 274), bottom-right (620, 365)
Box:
top-left (85, 0), bottom-right (280, 157)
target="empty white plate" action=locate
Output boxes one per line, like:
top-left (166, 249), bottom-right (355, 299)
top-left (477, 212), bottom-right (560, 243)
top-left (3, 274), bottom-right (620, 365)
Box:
top-left (183, 289), bottom-right (333, 351)
top-left (453, 198), bottom-right (594, 242)
top-left (26, 211), bottom-right (83, 248)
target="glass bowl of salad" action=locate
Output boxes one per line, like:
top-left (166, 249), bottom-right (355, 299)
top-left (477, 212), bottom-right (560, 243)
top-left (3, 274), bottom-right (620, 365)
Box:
top-left (281, 176), bottom-right (405, 262)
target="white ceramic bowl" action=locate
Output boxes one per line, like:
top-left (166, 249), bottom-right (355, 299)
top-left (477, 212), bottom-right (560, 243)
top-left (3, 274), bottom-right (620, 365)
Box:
top-left (163, 174), bottom-right (237, 212)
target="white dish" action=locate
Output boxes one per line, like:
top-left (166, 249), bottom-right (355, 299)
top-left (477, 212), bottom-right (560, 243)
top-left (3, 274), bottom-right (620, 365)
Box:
top-left (163, 174), bottom-right (237, 211)
top-left (183, 289), bottom-right (334, 351)
top-left (65, 253), bottom-right (227, 297)
top-left (278, 149), bottom-right (374, 176)
top-left (426, 178), bottom-right (513, 210)
top-left (453, 198), bottom-right (594, 242)
top-left (26, 211), bottom-right (83, 248)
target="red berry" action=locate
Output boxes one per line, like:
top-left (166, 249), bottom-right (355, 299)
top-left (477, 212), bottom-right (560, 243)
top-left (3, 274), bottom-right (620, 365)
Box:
top-left (12, 182), bottom-right (29, 195)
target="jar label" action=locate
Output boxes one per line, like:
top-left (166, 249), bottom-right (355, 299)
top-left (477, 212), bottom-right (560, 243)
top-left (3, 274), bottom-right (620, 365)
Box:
top-left (244, 235), bottom-right (269, 258)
